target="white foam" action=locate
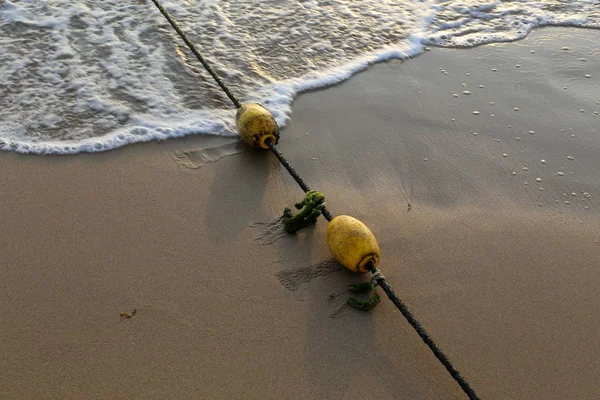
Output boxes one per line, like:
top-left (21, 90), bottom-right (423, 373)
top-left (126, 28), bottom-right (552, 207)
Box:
top-left (0, 0), bottom-right (599, 154)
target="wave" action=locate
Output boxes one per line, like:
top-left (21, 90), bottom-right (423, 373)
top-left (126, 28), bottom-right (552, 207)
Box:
top-left (0, 0), bottom-right (598, 154)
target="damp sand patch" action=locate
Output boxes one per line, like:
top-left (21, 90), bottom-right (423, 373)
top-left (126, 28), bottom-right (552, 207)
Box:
top-left (275, 259), bottom-right (341, 292)
top-left (174, 141), bottom-right (241, 169)
top-left (251, 217), bottom-right (286, 245)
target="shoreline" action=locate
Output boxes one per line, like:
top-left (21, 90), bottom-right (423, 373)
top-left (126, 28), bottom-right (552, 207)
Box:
top-left (2, 25), bottom-right (599, 155)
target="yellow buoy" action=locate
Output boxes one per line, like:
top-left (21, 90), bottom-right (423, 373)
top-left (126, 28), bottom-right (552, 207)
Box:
top-left (326, 215), bottom-right (380, 273)
top-left (236, 103), bottom-right (280, 149)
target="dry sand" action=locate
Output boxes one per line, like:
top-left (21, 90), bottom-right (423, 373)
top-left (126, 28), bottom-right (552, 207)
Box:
top-left (1, 28), bottom-right (599, 399)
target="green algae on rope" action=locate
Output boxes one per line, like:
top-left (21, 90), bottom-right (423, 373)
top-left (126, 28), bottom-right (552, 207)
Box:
top-left (282, 190), bottom-right (326, 234)
top-left (348, 280), bottom-right (381, 311)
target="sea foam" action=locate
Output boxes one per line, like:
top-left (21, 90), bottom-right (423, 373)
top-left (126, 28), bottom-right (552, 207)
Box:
top-left (0, 0), bottom-right (598, 154)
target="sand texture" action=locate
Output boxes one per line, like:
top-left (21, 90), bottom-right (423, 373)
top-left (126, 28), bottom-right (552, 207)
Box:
top-left (1, 28), bottom-right (599, 399)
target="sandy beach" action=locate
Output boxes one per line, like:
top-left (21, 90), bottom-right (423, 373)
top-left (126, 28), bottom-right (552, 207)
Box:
top-left (1, 27), bottom-right (599, 399)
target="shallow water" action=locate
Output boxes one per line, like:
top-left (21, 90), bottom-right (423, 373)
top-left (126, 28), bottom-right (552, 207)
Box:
top-left (0, 0), bottom-right (598, 154)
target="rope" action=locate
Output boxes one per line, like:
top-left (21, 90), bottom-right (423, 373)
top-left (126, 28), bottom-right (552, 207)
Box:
top-left (267, 139), bottom-right (480, 399)
top-left (149, 0), bottom-right (242, 109)
top-left (148, 5), bottom-right (480, 398)
top-left (370, 271), bottom-right (385, 283)
top-left (266, 140), bottom-right (333, 222)
top-left (368, 265), bottom-right (480, 400)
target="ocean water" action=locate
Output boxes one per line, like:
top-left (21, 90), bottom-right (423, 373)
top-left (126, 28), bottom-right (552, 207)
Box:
top-left (0, 0), bottom-right (598, 154)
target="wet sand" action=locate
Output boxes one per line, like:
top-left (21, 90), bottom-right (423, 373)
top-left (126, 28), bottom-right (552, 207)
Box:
top-left (1, 28), bottom-right (599, 399)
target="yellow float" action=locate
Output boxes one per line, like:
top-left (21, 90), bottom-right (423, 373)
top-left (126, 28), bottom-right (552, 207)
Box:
top-left (236, 103), bottom-right (280, 149)
top-left (326, 215), bottom-right (380, 273)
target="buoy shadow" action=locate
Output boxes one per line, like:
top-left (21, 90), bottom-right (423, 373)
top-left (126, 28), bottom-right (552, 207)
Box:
top-left (274, 256), bottom-right (425, 397)
top-left (303, 276), bottom-right (425, 399)
top-left (205, 144), bottom-right (270, 242)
